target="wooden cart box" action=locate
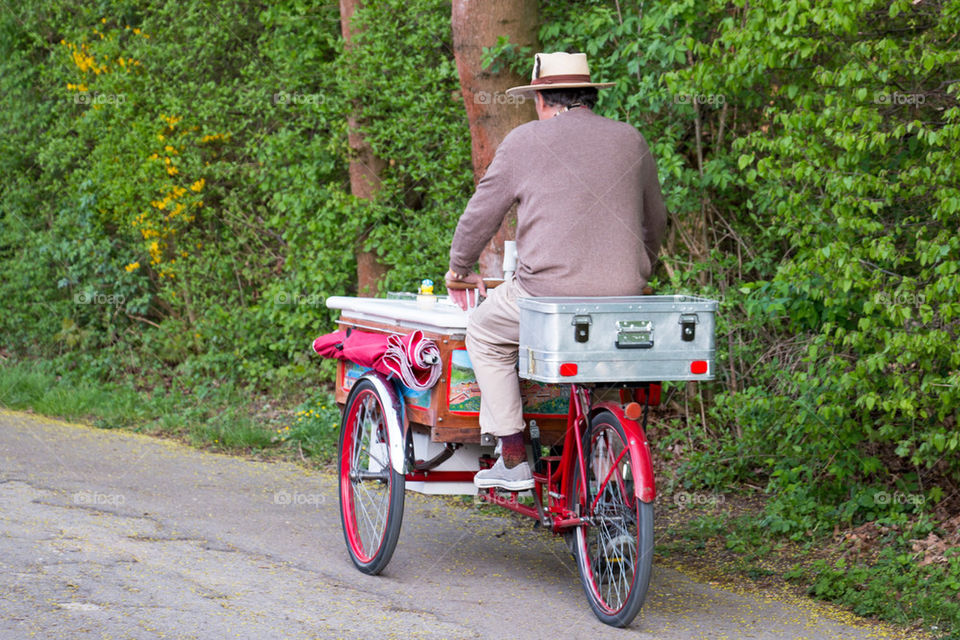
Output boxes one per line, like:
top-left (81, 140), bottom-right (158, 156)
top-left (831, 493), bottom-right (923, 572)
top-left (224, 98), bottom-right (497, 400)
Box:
top-left (326, 295), bottom-right (569, 445)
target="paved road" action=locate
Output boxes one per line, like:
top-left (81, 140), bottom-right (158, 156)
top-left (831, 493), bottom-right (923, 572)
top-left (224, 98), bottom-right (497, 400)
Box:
top-left (0, 410), bottom-right (924, 640)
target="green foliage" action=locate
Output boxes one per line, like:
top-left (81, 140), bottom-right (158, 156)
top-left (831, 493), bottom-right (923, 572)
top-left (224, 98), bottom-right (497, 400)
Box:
top-left (332, 0), bottom-right (473, 293)
top-left (683, 0), bottom-right (960, 532)
top-left (1, 0), bottom-right (471, 384)
top-left (273, 397), bottom-right (342, 462)
top-left (806, 545), bottom-right (960, 637)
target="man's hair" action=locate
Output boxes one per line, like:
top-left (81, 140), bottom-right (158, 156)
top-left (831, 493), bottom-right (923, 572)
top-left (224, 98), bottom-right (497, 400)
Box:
top-left (538, 87), bottom-right (599, 109)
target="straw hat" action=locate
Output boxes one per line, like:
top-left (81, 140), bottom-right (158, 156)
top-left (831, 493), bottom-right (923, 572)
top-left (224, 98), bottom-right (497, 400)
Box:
top-left (505, 52), bottom-right (614, 96)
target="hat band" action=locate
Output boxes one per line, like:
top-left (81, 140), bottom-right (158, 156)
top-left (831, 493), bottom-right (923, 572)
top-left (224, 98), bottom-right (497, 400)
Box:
top-left (531, 74), bottom-right (592, 86)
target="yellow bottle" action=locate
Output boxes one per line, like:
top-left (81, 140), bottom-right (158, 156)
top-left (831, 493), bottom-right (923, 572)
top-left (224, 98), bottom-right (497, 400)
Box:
top-left (417, 278), bottom-right (436, 309)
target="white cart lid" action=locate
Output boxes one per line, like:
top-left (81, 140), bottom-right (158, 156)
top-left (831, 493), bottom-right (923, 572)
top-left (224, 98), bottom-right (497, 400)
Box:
top-left (326, 295), bottom-right (469, 334)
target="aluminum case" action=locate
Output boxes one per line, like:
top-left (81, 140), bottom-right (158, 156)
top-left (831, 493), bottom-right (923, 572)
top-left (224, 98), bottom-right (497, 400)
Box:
top-left (517, 295), bottom-right (718, 384)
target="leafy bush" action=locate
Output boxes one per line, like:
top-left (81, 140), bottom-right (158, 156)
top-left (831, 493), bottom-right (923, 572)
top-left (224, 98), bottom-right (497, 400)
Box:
top-left (1, 0), bottom-right (471, 385)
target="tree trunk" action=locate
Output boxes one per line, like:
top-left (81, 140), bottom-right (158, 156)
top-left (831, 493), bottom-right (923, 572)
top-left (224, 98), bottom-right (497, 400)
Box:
top-left (340, 0), bottom-right (388, 296)
top-left (452, 0), bottom-right (538, 278)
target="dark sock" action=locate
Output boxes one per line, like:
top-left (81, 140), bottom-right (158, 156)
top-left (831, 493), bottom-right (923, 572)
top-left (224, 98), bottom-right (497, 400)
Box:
top-left (500, 433), bottom-right (526, 469)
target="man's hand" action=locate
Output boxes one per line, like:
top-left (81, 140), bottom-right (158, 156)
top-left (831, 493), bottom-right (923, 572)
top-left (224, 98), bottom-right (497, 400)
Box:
top-left (444, 270), bottom-right (487, 311)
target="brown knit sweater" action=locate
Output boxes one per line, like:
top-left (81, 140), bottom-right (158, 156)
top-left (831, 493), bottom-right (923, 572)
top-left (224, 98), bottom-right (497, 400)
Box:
top-left (449, 108), bottom-right (667, 297)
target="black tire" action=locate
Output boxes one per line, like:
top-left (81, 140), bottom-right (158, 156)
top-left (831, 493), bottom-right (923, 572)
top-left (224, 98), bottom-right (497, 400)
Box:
top-left (338, 377), bottom-right (405, 575)
top-left (570, 410), bottom-right (654, 627)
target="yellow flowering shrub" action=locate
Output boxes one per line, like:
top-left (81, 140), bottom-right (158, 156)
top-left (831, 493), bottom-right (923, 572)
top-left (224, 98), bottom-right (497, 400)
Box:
top-left (57, 21), bottom-right (236, 291)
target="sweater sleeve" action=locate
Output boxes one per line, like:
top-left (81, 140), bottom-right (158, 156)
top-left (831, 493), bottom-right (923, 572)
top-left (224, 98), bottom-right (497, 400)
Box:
top-left (640, 146), bottom-right (668, 269)
top-left (449, 132), bottom-right (520, 275)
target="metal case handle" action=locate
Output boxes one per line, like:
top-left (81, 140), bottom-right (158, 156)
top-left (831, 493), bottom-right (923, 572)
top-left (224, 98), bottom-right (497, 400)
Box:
top-left (616, 320), bottom-right (654, 349)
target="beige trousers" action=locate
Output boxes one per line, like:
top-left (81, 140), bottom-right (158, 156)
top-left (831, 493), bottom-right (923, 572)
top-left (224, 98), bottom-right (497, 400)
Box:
top-left (464, 277), bottom-right (527, 437)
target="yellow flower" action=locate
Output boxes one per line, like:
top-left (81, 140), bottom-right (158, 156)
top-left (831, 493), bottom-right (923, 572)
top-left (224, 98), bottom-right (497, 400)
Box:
top-left (164, 145), bottom-right (177, 155)
top-left (190, 178), bottom-right (205, 192)
top-left (166, 166), bottom-right (178, 175)
top-left (124, 261), bottom-right (140, 272)
top-left (101, 18), bottom-right (107, 24)
top-left (200, 133), bottom-right (229, 144)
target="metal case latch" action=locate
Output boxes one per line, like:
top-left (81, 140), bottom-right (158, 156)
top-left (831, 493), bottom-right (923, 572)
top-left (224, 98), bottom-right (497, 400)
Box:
top-left (616, 320), bottom-right (654, 349)
top-left (572, 315), bottom-right (592, 343)
top-left (680, 314), bottom-right (698, 342)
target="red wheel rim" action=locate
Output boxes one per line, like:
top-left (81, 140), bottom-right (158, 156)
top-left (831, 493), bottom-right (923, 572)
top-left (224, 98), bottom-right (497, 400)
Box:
top-left (340, 388), bottom-right (394, 563)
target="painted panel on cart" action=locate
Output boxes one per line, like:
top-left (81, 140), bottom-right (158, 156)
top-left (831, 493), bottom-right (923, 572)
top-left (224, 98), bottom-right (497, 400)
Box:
top-left (341, 362), bottom-right (432, 409)
top-left (447, 348), bottom-right (568, 417)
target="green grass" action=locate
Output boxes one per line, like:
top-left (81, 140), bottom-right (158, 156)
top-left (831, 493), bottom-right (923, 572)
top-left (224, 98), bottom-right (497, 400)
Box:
top-left (800, 550), bottom-right (960, 639)
top-left (658, 505), bottom-right (959, 640)
top-left (0, 359), bottom-right (341, 464)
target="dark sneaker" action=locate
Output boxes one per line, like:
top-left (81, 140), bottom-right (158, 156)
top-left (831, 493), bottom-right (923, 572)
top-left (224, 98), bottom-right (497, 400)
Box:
top-left (474, 457), bottom-right (534, 491)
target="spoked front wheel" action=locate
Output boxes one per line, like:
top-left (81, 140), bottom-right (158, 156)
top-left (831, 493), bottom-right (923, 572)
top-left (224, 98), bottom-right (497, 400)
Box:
top-left (338, 376), bottom-right (405, 575)
top-left (571, 411), bottom-right (654, 627)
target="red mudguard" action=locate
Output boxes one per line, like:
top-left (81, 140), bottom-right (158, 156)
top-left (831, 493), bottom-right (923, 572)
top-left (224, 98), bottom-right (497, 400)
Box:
top-left (590, 402), bottom-right (656, 503)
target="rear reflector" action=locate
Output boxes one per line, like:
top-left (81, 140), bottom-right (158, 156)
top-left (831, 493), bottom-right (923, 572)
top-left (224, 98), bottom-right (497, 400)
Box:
top-left (559, 363), bottom-right (579, 377)
top-left (690, 360), bottom-right (708, 374)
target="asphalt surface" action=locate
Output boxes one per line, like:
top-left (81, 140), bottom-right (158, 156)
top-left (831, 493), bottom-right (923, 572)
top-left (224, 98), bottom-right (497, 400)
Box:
top-left (0, 409), bottom-right (927, 640)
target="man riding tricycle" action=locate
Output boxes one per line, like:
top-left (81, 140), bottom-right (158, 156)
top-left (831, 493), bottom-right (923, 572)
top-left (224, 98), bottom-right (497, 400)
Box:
top-left (315, 52), bottom-right (717, 628)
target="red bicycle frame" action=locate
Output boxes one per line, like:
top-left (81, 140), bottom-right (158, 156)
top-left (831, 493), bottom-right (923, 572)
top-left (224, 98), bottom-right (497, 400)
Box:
top-left (476, 384), bottom-right (656, 532)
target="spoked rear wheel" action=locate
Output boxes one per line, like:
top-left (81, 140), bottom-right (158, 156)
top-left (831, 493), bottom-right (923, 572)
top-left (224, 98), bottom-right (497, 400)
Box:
top-left (571, 411), bottom-right (654, 627)
top-left (338, 377), bottom-right (405, 575)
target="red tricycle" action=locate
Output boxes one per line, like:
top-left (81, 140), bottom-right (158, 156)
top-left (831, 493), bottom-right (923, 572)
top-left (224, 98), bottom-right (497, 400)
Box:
top-left (325, 286), bottom-right (717, 628)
